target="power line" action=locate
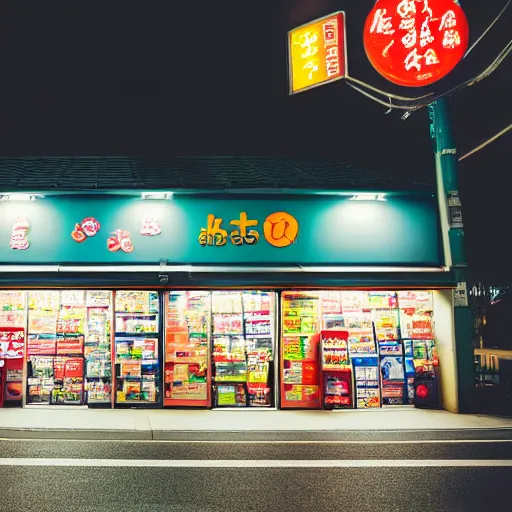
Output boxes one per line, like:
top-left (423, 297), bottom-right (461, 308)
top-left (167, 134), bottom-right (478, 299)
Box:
top-left (344, 39), bottom-right (512, 115)
top-left (464, 0), bottom-right (511, 58)
top-left (459, 124), bottom-right (512, 161)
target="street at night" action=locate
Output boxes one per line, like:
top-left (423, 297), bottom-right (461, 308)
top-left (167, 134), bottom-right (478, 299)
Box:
top-left (1, 432), bottom-right (512, 512)
top-left (0, 1), bottom-right (511, 511)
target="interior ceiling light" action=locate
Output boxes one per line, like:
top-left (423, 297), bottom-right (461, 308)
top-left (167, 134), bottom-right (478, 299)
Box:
top-left (141, 192), bottom-right (173, 200)
top-left (349, 193), bottom-right (386, 201)
top-left (0, 193), bottom-right (44, 201)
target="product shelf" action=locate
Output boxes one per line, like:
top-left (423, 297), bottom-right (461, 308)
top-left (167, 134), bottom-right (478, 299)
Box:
top-left (166, 358), bottom-right (206, 364)
top-left (214, 377), bottom-right (247, 383)
top-left (115, 312), bottom-right (158, 316)
top-left (115, 332), bottom-right (159, 338)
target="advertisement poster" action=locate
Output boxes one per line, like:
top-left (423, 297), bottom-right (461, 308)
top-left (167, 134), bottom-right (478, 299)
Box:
top-left (64, 358), bottom-right (84, 378)
top-left (60, 290), bottom-right (86, 306)
top-left (27, 335), bottom-right (57, 356)
top-left (56, 336), bottom-right (84, 355)
top-left (0, 327), bottom-right (25, 359)
top-left (86, 291), bottom-right (111, 307)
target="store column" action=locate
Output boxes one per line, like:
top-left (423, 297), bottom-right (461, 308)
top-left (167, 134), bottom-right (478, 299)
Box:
top-left (429, 97), bottom-right (473, 413)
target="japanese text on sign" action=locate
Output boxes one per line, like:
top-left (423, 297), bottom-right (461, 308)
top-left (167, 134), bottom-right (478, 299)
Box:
top-left (288, 11), bottom-right (347, 94)
top-left (363, 0), bottom-right (468, 87)
top-left (198, 212), bottom-right (299, 248)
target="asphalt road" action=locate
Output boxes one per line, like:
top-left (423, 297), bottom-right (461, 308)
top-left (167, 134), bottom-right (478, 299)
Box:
top-left (1, 433), bottom-right (511, 512)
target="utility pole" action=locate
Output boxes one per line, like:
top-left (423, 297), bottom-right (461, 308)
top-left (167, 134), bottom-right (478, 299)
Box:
top-left (429, 97), bottom-right (474, 413)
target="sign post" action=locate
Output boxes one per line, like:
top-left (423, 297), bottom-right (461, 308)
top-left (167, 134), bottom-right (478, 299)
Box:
top-left (429, 97), bottom-right (473, 413)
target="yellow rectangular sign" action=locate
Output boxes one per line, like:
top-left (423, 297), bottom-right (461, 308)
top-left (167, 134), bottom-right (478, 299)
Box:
top-left (288, 11), bottom-right (347, 94)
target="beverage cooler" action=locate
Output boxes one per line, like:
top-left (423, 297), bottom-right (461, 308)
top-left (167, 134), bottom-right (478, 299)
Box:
top-left (84, 291), bottom-right (113, 406)
top-left (320, 330), bottom-right (352, 409)
top-left (164, 291), bottom-right (211, 407)
top-left (211, 291), bottom-right (276, 408)
top-left (281, 293), bottom-right (321, 409)
top-left (114, 291), bottom-right (161, 407)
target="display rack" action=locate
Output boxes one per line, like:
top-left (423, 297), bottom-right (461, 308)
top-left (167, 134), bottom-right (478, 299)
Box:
top-left (211, 291), bottom-right (275, 408)
top-left (84, 291), bottom-right (112, 406)
top-left (281, 293), bottom-right (320, 409)
top-left (26, 290), bottom-right (88, 406)
top-left (114, 291), bottom-right (160, 406)
top-left (398, 291), bottom-right (438, 404)
top-left (320, 330), bottom-right (352, 409)
top-left (164, 291), bottom-right (210, 407)
top-left (369, 292), bottom-right (404, 406)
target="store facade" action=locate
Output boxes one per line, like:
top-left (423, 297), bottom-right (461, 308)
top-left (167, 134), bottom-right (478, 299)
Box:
top-left (0, 189), bottom-right (459, 412)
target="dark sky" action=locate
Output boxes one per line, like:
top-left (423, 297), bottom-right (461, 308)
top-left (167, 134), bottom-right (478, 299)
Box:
top-left (0, 1), bottom-right (510, 280)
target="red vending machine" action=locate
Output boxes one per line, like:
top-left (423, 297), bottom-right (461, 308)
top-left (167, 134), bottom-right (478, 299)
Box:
top-left (0, 328), bottom-right (25, 405)
top-left (0, 291), bottom-right (27, 407)
top-left (320, 330), bottom-right (352, 409)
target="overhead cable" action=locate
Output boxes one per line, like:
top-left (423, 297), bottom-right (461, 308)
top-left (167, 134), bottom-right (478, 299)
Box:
top-left (459, 124), bottom-right (512, 161)
top-left (345, 40), bottom-right (512, 113)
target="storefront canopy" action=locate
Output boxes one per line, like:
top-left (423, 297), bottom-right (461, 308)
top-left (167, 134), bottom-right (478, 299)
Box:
top-left (0, 156), bottom-right (434, 192)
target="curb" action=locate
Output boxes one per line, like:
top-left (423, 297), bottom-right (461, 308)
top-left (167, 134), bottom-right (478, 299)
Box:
top-left (0, 428), bottom-right (152, 441)
top-left (2, 427), bottom-right (512, 442)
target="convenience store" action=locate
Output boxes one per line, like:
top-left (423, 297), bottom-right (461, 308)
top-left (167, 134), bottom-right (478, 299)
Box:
top-left (0, 165), bottom-right (459, 412)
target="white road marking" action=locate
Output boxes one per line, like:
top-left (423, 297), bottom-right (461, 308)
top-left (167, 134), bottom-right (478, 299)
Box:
top-left (0, 458), bottom-right (511, 468)
top-left (1, 438), bottom-right (512, 445)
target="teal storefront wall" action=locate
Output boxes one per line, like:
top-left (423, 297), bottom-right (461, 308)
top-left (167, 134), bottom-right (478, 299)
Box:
top-left (0, 192), bottom-right (443, 267)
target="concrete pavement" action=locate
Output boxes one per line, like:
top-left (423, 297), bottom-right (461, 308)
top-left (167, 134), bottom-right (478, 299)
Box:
top-left (1, 406), bottom-right (512, 440)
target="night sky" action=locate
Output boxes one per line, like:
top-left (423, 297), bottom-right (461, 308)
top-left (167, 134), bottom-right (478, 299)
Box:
top-left (0, 1), bottom-right (509, 280)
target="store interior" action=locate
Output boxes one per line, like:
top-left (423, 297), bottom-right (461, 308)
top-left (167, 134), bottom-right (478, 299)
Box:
top-left (0, 288), bottom-right (443, 410)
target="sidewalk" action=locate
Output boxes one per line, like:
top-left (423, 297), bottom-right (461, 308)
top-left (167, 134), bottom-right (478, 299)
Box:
top-left (2, 407), bottom-right (512, 440)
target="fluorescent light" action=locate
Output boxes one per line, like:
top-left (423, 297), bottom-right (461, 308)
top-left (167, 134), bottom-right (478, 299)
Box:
top-left (0, 265), bottom-right (449, 273)
top-left (299, 266), bottom-right (447, 273)
top-left (0, 193), bottom-right (44, 201)
top-left (350, 193), bottom-right (386, 201)
top-left (141, 192), bottom-right (173, 200)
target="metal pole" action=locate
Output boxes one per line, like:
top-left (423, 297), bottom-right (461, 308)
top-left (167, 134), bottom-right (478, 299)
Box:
top-left (429, 97), bottom-right (474, 413)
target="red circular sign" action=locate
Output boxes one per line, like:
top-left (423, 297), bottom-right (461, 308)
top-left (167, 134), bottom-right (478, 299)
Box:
top-left (363, 0), bottom-right (469, 87)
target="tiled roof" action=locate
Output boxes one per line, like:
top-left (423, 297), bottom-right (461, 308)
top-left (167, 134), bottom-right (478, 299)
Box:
top-left (0, 156), bottom-right (434, 191)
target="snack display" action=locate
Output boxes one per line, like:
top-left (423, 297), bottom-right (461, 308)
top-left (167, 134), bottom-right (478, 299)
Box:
top-left (84, 291), bottom-right (113, 405)
top-left (320, 330), bottom-right (352, 409)
top-left (165, 292), bottom-right (210, 407)
top-left (211, 291), bottom-right (275, 408)
top-left (398, 291), bottom-right (438, 403)
top-left (26, 290), bottom-right (87, 405)
top-left (114, 291), bottom-right (160, 405)
top-left (280, 290), bottom-right (439, 409)
top-left (281, 293), bottom-right (321, 409)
